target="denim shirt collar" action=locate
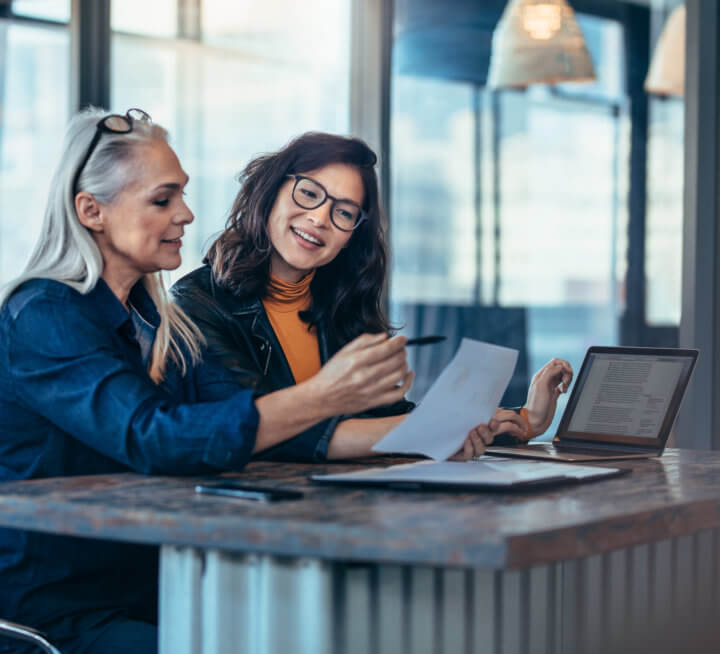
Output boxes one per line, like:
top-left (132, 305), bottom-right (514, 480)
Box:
top-left (88, 279), bottom-right (160, 365)
top-left (128, 281), bottom-right (161, 329)
top-left (93, 279), bottom-right (159, 367)
top-left (87, 278), bottom-right (160, 332)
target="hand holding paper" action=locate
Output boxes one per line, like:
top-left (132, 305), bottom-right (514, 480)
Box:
top-left (371, 338), bottom-right (519, 460)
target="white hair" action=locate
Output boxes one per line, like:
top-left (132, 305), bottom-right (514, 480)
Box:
top-left (0, 107), bottom-right (204, 383)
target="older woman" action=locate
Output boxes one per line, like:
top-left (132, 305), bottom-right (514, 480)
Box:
top-left (0, 110), bottom-right (416, 654)
top-left (172, 132), bottom-right (573, 461)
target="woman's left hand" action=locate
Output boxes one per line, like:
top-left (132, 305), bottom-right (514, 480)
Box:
top-left (523, 358), bottom-right (574, 437)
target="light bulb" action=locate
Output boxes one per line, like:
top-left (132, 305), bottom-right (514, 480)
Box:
top-left (522, 3), bottom-right (563, 40)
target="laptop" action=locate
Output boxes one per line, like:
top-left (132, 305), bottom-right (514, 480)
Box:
top-left (485, 346), bottom-right (698, 462)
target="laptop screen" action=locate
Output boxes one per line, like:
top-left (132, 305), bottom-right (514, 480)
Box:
top-left (556, 347), bottom-right (698, 449)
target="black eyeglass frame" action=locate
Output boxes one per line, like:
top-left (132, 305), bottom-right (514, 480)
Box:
top-left (286, 174), bottom-right (367, 232)
top-left (72, 108), bottom-right (152, 196)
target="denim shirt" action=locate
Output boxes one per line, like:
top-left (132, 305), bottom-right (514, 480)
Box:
top-left (0, 277), bottom-right (259, 630)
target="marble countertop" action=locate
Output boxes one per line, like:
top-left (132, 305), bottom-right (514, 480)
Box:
top-left (0, 449), bottom-right (717, 569)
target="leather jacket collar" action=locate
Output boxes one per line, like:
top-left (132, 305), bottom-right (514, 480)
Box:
top-left (172, 265), bottom-right (329, 390)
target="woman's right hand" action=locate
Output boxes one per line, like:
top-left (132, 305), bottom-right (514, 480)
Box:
top-left (449, 410), bottom-right (530, 461)
top-left (305, 333), bottom-right (414, 416)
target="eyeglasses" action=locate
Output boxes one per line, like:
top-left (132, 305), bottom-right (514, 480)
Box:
top-left (72, 108), bottom-right (152, 195)
top-left (286, 174), bottom-right (366, 232)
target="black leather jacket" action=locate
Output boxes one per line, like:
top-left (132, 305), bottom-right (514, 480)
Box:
top-left (171, 265), bottom-right (414, 461)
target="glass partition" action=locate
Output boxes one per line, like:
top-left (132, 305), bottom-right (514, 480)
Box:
top-left (389, 0), bottom-right (683, 437)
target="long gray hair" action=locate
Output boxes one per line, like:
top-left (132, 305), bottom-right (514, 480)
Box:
top-left (0, 107), bottom-right (204, 383)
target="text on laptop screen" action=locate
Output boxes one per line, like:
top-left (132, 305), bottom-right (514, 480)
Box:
top-left (567, 353), bottom-right (686, 439)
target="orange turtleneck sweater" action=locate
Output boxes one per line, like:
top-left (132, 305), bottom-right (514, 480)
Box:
top-left (262, 272), bottom-right (322, 384)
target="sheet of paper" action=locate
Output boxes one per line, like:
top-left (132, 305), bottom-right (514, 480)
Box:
top-left (371, 338), bottom-right (518, 460)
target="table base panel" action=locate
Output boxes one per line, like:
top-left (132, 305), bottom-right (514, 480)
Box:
top-left (160, 529), bottom-right (720, 654)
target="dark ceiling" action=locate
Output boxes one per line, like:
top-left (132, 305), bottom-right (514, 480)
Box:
top-left (393, 0), bottom-right (506, 85)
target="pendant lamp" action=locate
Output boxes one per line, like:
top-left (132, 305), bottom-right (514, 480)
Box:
top-left (487, 0), bottom-right (596, 88)
top-left (644, 4), bottom-right (685, 96)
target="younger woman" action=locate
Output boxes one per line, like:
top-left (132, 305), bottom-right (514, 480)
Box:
top-left (172, 132), bottom-right (573, 461)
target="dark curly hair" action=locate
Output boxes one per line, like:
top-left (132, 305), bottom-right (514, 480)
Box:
top-left (205, 132), bottom-right (390, 349)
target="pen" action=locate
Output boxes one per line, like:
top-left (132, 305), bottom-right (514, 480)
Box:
top-left (404, 335), bottom-right (446, 346)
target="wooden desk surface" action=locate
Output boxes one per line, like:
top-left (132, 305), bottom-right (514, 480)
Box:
top-left (0, 449), bottom-right (718, 569)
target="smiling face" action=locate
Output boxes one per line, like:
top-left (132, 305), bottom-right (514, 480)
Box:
top-left (91, 139), bottom-right (193, 282)
top-left (267, 162), bottom-right (364, 282)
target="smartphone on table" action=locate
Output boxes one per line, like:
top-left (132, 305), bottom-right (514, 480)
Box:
top-left (194, 480), bottom-right (303, 502)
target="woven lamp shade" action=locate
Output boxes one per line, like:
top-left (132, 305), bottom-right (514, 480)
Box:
top-left (644, 4), bottom-right (685, 96)
top-left (488, 0), bottom-right (596, 88)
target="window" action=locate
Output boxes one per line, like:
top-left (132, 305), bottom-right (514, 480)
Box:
top-left (645, 97), bottom-right (683, 326)
top-left (645, 3), bottom-right (684, 326)
top-left (11, 0), bottom-right (70, 22)
top-left (111, 0), bottom-right (177, 38)
top-left (389, 2), bottom-right (682, 437)
top-left (111, 0), bottom-right (351, 281)
top-left (0, 17), bottom-right (69, 283)
top-left (390, 76), bottom-right (476, 305)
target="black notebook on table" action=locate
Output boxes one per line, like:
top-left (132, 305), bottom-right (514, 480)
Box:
top-left (311, 458), bottom-right (627, 491)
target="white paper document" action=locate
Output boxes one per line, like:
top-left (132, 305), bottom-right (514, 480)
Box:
top-left (371, 338), bottom-right (518, 461)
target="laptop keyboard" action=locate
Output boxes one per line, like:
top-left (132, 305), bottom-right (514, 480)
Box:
top-left (554, 444), bottom-right (645, 455)
top-left (510, 443), bottom-right (641, 456)
top-left (553, 445), bottom-right (622, 456)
